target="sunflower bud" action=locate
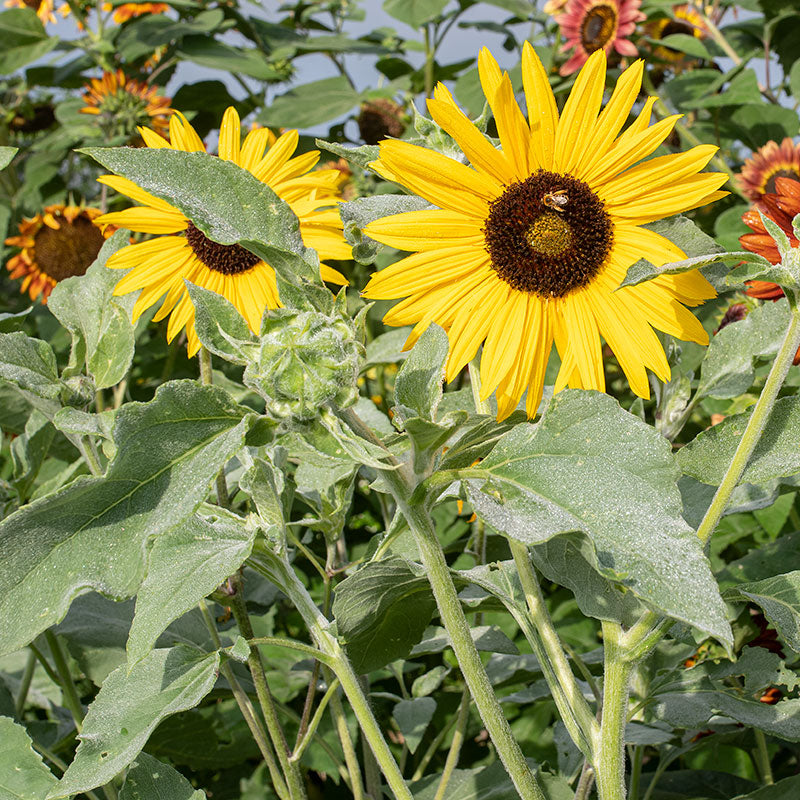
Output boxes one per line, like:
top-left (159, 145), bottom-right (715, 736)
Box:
top-left (245, 309), bottom-right (361, 420)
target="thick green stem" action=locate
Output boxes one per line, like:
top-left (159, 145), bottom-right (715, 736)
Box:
top-left (290, 678), bottom-right (339, 763)
top-left (697, 310), bottom-right (800, 545)
top-left (248, 546), bottom-right (413, 800)
top-left (326, 676), bottom-right (366, 800)
top-left (198, 347), bottom-right (230, 506)
top-left (595, 623), bottom-right (634, 800)
top-left (390, 480), bottom-right (544, 800)
top-left (509, 540), bottom-right (599, 758)
top-left (44, 630), bottom-right (84, 732)
top-left (230, 574), bottom-right (308, 800)
top-left (198, 602), bottom-right (290, 800)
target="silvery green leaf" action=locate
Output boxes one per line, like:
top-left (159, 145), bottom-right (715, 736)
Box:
top-left (0, 381), bottom-right (250, 656)
top-left (185, 282), bottom-right (258, 365)
top-left (49, 647), bottom-right (220, 798)
top-left (393, 697), bottom-right (436, 754)
top-left (332, 557), bottom-right (437, 673)
top-left (0, 145), bottom-right (17, 170)
top-left (409, 625), bottom-right (518, 656)
top-left (0, 716), bottom-right (58, 799)
top-left (679, 396), bottom-right (800, 486)
top-left (621, 252), bottom-right (742, 289)
top-left (394, 323), bottom-right (448, 422)
top-left (0, 332), bottom-right (61, 399)
top-left (127, 513), bottom-right (255, 665)
top-left (0, 307), bottom-right (30, 333)
top-left (365, 327), bottom-right (411, 367)
top-left (463, 390), bottom-right (731, 647)
top-left (119, 752), bottom-right (205, 800)
top-left (726, 570), bottom-right (800, 652)
top-left (698, 298), bottom-right (792, 399)
top-left (315, 139), bottom-right (379, 170)
top-left (47, 231), bottom-right (134, 390)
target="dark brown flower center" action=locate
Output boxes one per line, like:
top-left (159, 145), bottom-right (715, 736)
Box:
top-left (661, 19), bottom-right (695, 39)
top-left (33, 214), bottom-right (105, 282)
top-left (483, 170), bottom-right (613, 298)
top-left (185, 222), bottom-right (260, 275)
top-left (581, 5), bottom-right (618, 53)
top-left (764, 168), bottom-right (800, 195)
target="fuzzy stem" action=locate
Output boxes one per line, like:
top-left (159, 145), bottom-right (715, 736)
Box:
top-left (753, 729), bottom-right (774, 785)
top-left (198, 601), bottom-right (290, 800)
top-left (697, 309), bottom-right (800, 545)
top-left (595, 623), bottom-right (634, 800)
top-left (14, 649), bottom-right (36, 718)
top-left (433, 689), bottom-right (471, 800)
top-left (44, 630), bottom-right (84, 732)
top-left (229, 574), bottom-right (307, 800)
top-left (198, 347), bottom-right (230, 507)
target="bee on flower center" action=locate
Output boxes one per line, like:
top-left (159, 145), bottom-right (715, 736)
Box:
top-left (543, 189), bottom-right (568, 212)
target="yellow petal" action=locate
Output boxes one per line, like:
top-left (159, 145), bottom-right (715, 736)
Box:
top-left (554, 49), bottom-right (606, 175)
top-left (96, 207), bottom-right (188, 233)
top-left (240, 127), bottom-right (273, 173)
top-left (218, 106), bottom-right (241, 163)
top-left (252, 130), bottom-right (300, 183)
top-left (521, 41), bottom-right (558, 171)
top-left (169, 111), bottom-right (205, 153)
top-left (490, 73), bottom-right (532, 178)
top-left (561, 293), bottom-right (605, 392)
top-left (364, 209), bottom-right (483, 251)
top-left (138, 126), bottom-right (171, 148)
top-left (97, 174), bottom-right (179, 213)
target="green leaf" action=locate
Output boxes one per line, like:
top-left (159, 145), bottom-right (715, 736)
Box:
top-left (117, 9), bottom-right (229, 61)
top-left (394, 323), bottom-right (448, 421)
top-left (185, 283), bottom-right (258, 365)
top-left (679, 396), bottom-right (800, 486)
top-left (0, 146), bottom-right (17, 171)
top-left (410, 625), bottom-right (519, 656)
top-left (240, 455), bottom-right (290, 546)
top-left (727, 571), bottom-right (800, 652)
top-left (49, 647), bottom-right (220, 799)
top-left (47, 231), bottom-right (135, 390)
top-left (657, 32), bottom-right (713, 61)
top-left (127, 513), bottom-right (255, 665)
top-left (0, 9), bottom-right (58, 74)
top-left (78, 148), bottom-right (318, 286)
top-left (392, 697), bottom-right (436, 754)
top-left (119, 752), bottom-right (205, 800)
top-left (0, 307), bottom-right (31, 333)
top-left (0, 716), bottom-right (58, 799)
top-left (0, 332), bottom-right (61, 399)
top-left (0, 381), bottom-right (250, 656)
top-left (697, 298), bottom-right (792, 399)
top-left (259, 77), bottom-right (360, 129)
top-left (727, 104), bottom-right (800, 151)
top-left (734, 776), bottom-right (800, 800)
top-left (690, 68), bottom-right (761, 108)
top-left (790, 59), bottom-right (800, 103)
top-left (464, 390), bottom-right (731, 647)
top-left (178, 38), bottom-right (288, 82)
top-left (383, 0), bottom-right (449, 28)
top-left (332, 557), bottom-right (437, 673)
top-left (315, 140), bottom-right (380, 171)
top-left (365, 327), bottom-right (412, 366)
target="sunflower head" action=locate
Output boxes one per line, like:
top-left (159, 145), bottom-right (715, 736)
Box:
top-left (358, 98), bottom-right (406, 145)
top-left (556, 0), bottom-right (645, 76)
top-left (80, 69), bottom-right (172, 142)
top-left (736, 138), bottom-right (800, 202)
top-left (362, 45), bottom-right (726, 420)
top-left (246, 308), bottom-right (361, 420)
top-left (94, 107), bottom-right (352, 357)
top-left (5, 205), bottom-right (112, 303)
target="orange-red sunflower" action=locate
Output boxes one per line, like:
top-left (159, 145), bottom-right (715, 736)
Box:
top-left (5, 205), bottom-right (112, 303)
top-left (556, 0), bottom-right (645, 76)
top-left (80, 69), bottom-right (173, 141)
top-left (736, 138), bottom-right (800, 202)
top-left (362, 46), bottom-right (726, 420)
top-left (95, 108), bottom-right (351, 357)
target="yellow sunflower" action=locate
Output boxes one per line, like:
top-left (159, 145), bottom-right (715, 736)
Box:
top-left (363, 45), bottom-right (727, 420)
top-left (95, 108), bottom-right (351, 357)
top-left (5, 205), bottom-right (112, 303)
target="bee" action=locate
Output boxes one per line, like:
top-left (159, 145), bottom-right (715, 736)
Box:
top-left (542, 189), bottom-right (568, 212)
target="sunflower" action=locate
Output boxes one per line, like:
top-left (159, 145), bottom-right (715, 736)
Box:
top-left (362, 45), bottom-right (727, 420)
top-left (95, 108), bottom-right (351, 357)
top-left (5, 205), bottom-right (111, 303)
top-left (740, 176), bottom-right (800, 300)
top-left (80, 69), bottom-right (173, 141)
top-left (645, 4), bottom-right (708, 65)
top-left (736, 138), bottom-right (800, 202)
top-left (103, 1), bottom-right (168, 23)
top-left (556, 0), bottom-right (644, 76)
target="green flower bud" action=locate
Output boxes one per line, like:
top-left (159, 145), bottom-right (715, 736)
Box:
top-left (245, 309), bottom-right (362, 420)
